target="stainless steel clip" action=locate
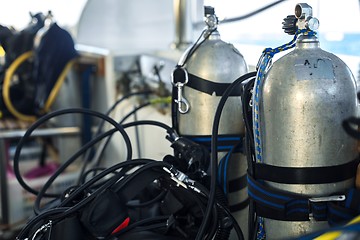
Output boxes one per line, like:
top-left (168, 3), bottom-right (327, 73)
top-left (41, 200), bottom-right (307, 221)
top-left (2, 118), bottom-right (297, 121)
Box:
top-left (171, 67), bottom-right (190, 114)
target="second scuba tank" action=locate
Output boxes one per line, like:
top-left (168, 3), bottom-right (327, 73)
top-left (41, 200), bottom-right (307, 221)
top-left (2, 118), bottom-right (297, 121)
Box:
top-left (253, 3), bottom-right (358, 239)
top-left (172, 6), bottom-right (249, 239)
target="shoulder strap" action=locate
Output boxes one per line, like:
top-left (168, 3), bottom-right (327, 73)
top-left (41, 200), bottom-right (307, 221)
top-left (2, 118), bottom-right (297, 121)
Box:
top-left (187, 73), bottom-right (242, 96)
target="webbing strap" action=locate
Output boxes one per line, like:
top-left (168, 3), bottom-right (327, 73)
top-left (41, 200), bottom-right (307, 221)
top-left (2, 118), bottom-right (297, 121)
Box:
top-left (229, 174), bottom-right (247, 192)
top-left (247, 174), bottom-right (309, 221)
top-left (228, 175), bottom-right (248, 212)
top-left (171, 85), bottom-right (179, 132)
top-left (254, 158), bottom-right (359, 184)
top-left (186, 73), bottom-right (242, 96)
top-left (247, 174), bottom-right (360, 224)
top-left (229, 198), bottom-right (249, 212)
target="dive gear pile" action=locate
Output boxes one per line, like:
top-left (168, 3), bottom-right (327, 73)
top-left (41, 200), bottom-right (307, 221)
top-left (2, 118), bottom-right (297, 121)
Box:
top-left (0, 12), bottom-right (77, 122)
top-left (13, 108), bottom-right (244, 240)
top-left (12, 3), bottom-right (360, 240)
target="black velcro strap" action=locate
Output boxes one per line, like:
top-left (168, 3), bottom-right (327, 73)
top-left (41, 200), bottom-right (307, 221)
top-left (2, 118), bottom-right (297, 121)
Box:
top-left (229, 174), bottom-right (247, 193)
top-left (171, 85), bottom-right (179, 132)
top-left (248, 174), bottom-right (360, 224)
top-left (254, 157), bottom-right (359, 184)
top-left (187, 73), bottom-right (242, 96)
top-left (229, 198), bottom-right (249, 212)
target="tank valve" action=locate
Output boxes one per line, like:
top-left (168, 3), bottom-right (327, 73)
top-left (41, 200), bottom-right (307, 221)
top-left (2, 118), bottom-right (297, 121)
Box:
top-left (282, 3), bottom-right (319, 35)
top-left (204, 6), bottom-right (218, 31)
top-left (282, 15), bottom-right (297, 35)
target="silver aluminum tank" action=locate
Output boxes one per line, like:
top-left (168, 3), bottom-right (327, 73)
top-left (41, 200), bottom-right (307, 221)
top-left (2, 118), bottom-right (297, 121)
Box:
top-left (176, 22), bottom-right (249, 237)
top-left (258, 33), bottom-right (358, 239)
top-left (178, 29), bottom-right (248, 135)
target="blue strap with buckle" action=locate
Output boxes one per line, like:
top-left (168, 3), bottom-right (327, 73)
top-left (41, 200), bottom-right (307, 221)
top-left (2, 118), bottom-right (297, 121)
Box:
top-left (247, 174), bottom-right (359, 225)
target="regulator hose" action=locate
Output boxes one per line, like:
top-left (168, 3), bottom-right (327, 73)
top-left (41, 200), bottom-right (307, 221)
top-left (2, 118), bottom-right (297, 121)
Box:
top-left (13, 108), bottom-right (132, 198)
top-left (2, 51), bottom-right (36, 121)
top-left (196, 71), bottom-right (256, 240)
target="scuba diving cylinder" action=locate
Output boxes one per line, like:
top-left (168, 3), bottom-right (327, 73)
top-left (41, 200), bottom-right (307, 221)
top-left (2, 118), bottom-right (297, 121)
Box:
top-left (171, 6), bottom-right (249, 238)
top-left (254, 3), bottom-right (358, 239)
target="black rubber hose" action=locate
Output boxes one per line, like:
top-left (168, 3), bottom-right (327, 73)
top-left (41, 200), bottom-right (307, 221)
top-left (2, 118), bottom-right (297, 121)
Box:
top-left (79, 91), bottom-right (152, 180)
top-left (31, 159), bottom-right (168, 238)
top-left (241, 78), bottom-right (257, 239)
top-left (36, 119), bottom-right (175, 207)
top-left (196, 71), bottom-right (256, 240)
top-left (92, 102), bottom-right (152, 168)
top-left (13, 108), bottom-right (132, 197)
top-left (19, 159), bottom-right (163, 239)
top-left (220, 0), bottom-right (287, 24)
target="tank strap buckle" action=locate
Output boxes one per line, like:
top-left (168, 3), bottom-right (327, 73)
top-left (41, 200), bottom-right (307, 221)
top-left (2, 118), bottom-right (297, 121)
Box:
top-left (308, 195), bottom-right (346, 221)
top-left (309, 195), bottom-right (346, 203)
